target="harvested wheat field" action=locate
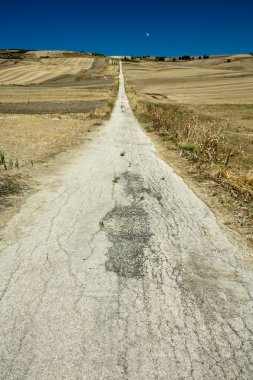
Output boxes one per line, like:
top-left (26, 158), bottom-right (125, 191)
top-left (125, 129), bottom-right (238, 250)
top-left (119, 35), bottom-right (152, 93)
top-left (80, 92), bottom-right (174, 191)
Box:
top-left (0, 56), bottom-right (118, 164)
top-left (124, 54), bottom-right (253, 170)
top-left (124, 55), bottom-right (253, 104)
top-left (24, 50), bottom-right (72, 57)
top-left (0, 57), bottom-right (93, 85)
top-left (123, 54), bottom-right (253, 244)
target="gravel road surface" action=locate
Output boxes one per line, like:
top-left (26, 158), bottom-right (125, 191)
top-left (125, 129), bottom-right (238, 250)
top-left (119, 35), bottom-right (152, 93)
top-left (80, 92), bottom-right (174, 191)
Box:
top-left (0, 64), bottom-right (253, 379)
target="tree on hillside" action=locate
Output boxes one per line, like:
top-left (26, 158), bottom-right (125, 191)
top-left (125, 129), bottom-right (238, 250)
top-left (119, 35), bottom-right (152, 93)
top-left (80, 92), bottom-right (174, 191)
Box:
top-left (155, 56), bottom-right (165, 61)
top-left (181, 55), bottom-right (191, 61)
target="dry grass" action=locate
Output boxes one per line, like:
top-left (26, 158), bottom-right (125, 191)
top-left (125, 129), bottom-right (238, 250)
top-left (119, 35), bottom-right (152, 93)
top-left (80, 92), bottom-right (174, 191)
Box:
top-left (129, 92), bottom-right (252, 198)
top-left (124, 57), bottom-right (253, 192)
top-left (0, 174), bottom-right (27, 210)
top-left (0, 58), bottom-right (118, 168)
top-left (0, 112), bottom-right (109, 226)
top-left (0, 57), bottom-right (119, 222)
top-left (0, 113), bottom-right (98, 168)
top-left (124, 57), bottom-right (253, 242)
top-left (193, 103), bottom-right (253, 171)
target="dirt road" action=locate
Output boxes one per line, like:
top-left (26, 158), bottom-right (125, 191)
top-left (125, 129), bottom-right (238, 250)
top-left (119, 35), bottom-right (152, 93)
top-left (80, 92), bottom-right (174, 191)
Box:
top-left (0, 64), bottom-right (253, 379)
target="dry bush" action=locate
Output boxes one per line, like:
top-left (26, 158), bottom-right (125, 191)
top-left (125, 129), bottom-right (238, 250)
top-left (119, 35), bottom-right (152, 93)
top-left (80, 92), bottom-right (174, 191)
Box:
top-left (89, 103), bottom-right (113, 119)
top-left (135, 101), bottom-right (231, 164)
top-left (213, 166), bottom-right (253, 201)
top-left (0, 173), bottom-right (27, 210)
top-left (129, 91), bottom-right (252, 201)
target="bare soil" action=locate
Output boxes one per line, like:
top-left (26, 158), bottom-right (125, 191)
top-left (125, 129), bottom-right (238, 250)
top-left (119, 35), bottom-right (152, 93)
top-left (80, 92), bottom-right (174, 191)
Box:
top-left (0, 100), bottom-right (108, 114)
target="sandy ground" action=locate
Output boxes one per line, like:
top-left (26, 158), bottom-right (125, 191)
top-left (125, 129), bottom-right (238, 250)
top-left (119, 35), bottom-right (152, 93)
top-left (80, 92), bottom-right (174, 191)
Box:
top-left (0, 100), bottom-right (108, 114)
top-left (0, 64), bottom-right (252, 379)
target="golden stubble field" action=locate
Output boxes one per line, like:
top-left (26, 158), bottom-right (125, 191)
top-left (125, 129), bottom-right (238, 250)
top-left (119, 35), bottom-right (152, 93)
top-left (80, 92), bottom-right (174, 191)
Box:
top-left (124, 55), bottom-right (253, 243)
top-left (0, 55), bottom-right (119, 226)
top-left (0, 57), bottom-right (94, 85)
top-left (124, 55), bottom-right (253, 103)
top-left (124, 54), bottom-right (253, 171)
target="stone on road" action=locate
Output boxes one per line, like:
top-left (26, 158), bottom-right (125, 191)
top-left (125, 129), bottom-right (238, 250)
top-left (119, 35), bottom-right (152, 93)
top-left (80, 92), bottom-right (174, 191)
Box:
top-left (0, 64), bottom-right (253, 379)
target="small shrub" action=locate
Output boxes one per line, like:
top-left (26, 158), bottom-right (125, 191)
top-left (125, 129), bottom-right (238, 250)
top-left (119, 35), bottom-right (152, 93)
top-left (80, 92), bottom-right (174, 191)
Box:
top-left (133, 100), bottom-right (232, 164)
top-left (155, 57), bottom-right (166, 62)
top-left (181, 143), bottom-right (198, 152)
top-left (181, 55), bottom-right (191, 61)
top-left (169, 136), bottom-right (178, 144)
top-left (8, 159), bottom-right (13, 169)
top-left (0, 151), bottom-right (5, 165)
top-left (108, 100), bottom-right (115, 110)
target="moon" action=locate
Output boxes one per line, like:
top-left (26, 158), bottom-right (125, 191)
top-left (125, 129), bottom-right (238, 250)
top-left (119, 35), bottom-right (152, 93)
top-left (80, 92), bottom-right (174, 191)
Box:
top-left (146, 32), bottom-right (150, 37)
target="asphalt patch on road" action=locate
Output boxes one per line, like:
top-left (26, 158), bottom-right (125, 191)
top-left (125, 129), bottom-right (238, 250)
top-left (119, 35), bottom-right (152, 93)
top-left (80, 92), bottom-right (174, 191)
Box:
top-left (102, 173), bottom-right (152, 279)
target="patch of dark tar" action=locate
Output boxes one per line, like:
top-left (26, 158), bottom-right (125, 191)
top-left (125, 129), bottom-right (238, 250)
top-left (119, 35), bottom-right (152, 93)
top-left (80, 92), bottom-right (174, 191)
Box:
top-left (123, 172), bottom-right (151, 199)
top-left (124, 171), bottom-right (163, 204)
top-left (102, 172), bottom-right (152, 279)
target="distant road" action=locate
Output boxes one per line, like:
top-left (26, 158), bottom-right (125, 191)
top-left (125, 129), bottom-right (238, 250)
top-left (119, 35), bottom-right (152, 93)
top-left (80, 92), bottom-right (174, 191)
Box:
top-left (0, 63), bottom-right (252, 379)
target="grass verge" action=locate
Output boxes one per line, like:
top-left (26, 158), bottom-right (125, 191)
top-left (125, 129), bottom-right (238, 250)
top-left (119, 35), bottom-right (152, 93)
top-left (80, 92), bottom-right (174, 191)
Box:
top-left (127, 88), bottom-right (253, 245)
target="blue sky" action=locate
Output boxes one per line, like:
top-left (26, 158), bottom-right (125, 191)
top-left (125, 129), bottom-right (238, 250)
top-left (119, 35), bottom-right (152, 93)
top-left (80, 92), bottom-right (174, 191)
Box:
top-left (1, 0), bottom-right (252, 56)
